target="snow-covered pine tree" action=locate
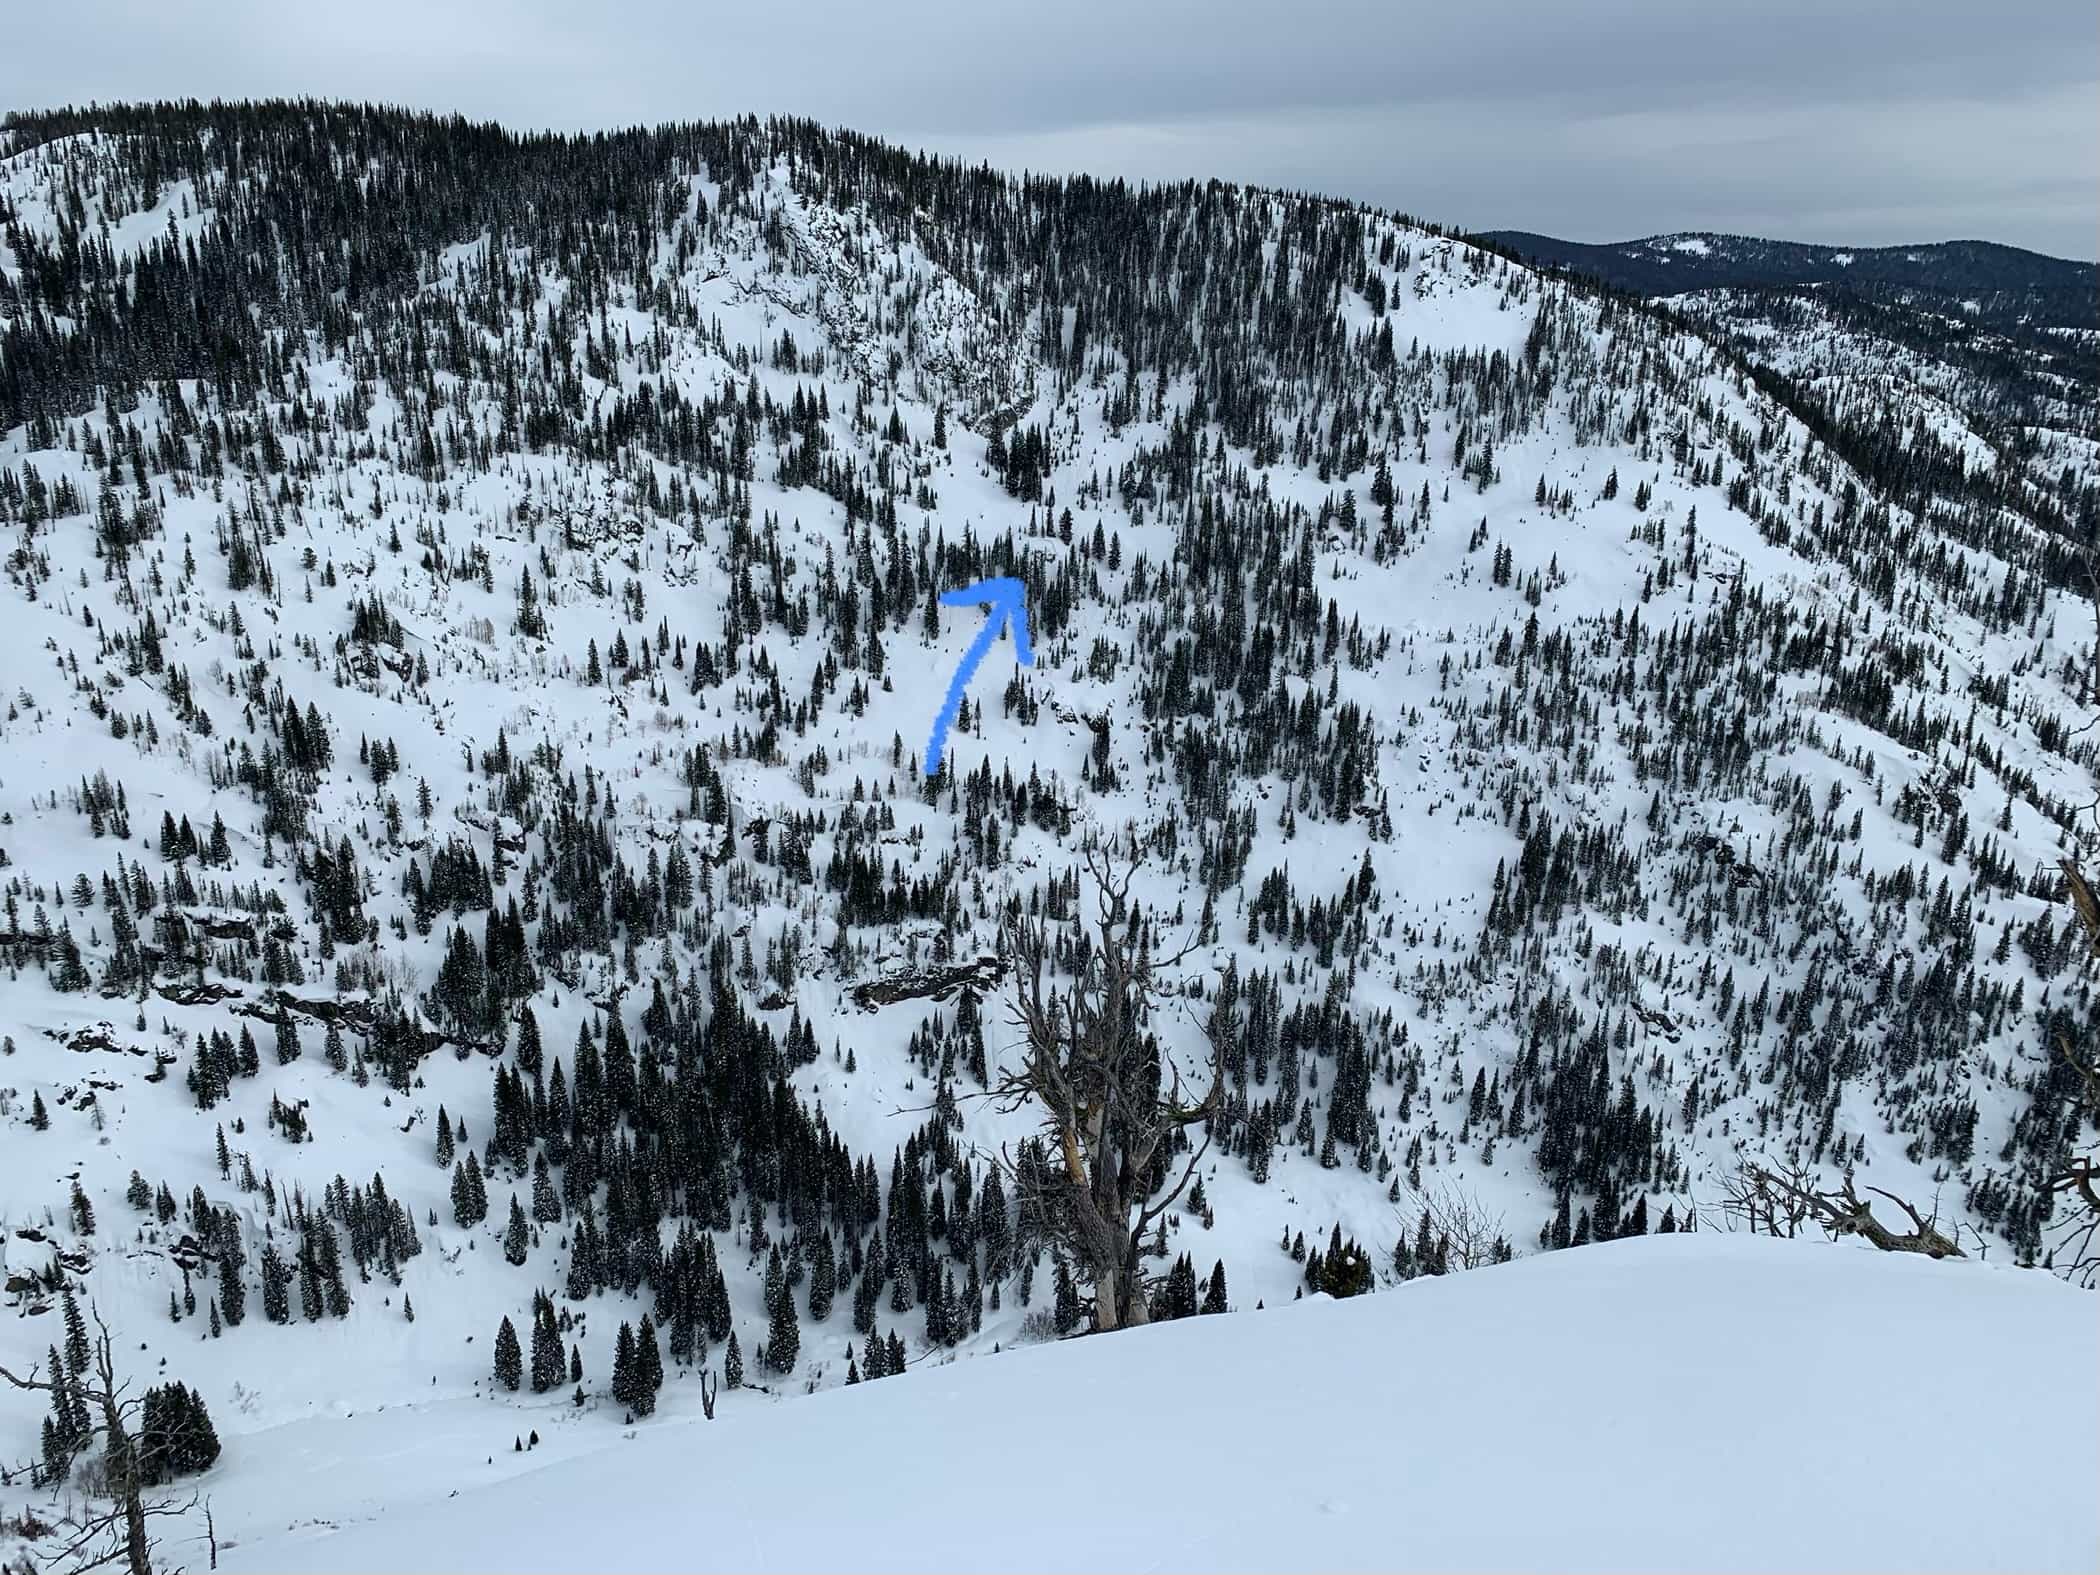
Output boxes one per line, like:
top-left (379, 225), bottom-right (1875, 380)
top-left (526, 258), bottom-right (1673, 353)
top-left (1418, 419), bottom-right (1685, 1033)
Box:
top-left (503, 1195), bottom-right (529, 1265)
top-left (493, 1317), bottom-right (522, 1391)
top-left (633, 1314), bottom-right (663, 1416)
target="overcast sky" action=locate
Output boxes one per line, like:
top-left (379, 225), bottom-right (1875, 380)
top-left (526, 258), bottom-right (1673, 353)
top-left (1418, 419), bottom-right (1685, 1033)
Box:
top-left (3, 0), bottom-right (2094, 257)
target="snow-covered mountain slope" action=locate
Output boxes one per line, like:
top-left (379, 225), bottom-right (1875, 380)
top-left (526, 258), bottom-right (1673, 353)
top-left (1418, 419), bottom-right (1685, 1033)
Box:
top-left (1482, 229), bottom-right (2099, 565)
top-left (1662, 283), bottom-right (2097, 540)
top-left (219, 1234), bottom-right (2099, 1574)
top-left (0, 100), bottom-right (2096, 1565)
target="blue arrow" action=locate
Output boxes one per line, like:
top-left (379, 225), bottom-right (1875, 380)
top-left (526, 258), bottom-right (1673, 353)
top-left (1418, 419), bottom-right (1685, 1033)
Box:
top-left (925, 577), bottom-right (1033, 777)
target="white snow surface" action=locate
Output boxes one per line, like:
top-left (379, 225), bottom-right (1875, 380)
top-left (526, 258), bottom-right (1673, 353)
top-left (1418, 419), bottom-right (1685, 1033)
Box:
top-left (221, 1234), bottom-right (2098, 1575)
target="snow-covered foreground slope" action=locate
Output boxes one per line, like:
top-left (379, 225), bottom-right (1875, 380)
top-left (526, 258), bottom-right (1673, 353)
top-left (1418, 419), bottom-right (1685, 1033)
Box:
top-left (223, 1235), bottom-right (2098, 1575)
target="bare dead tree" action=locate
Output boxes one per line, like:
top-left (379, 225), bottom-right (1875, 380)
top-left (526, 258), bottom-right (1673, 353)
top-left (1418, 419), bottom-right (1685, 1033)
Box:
top-left (1719, 1156), bottom-right (1818, 1239)
top-left (2042, 1043), bottom-right (2100, 1283)
top-left (0, 1302), bottom-right (196, 1575)
top-left (2043, 856), bottom-right (2100, 1285)
top-left (993, 839), bottom-right (1223, 1331)
top-left (2025, 566), bottom-right (2100, 1284)
top-left (1727, 1161), bottom-right (1964, 1259)
top-left (1398, 1178), bottom-right (1509, 1273)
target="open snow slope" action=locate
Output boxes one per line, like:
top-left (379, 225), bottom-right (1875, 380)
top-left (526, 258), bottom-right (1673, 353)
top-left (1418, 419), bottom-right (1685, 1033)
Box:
top-left (223, 1234), bottom-right (2100, 1575)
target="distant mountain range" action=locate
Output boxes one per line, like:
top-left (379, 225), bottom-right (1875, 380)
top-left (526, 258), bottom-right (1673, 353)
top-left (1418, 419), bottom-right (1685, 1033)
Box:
top-left (1479, 231), bottom-right (2096, 328)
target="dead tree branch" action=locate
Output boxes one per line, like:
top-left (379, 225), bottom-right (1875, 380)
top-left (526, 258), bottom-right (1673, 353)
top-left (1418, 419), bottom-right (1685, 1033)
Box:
top-left (0, 1304), bottom-right (191, 1575)
top-left (1731, 1162), bottom-right (1963, 1259)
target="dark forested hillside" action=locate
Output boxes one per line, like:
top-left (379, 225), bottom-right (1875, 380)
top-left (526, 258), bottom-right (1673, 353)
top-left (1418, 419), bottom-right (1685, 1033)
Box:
top-left (1481, 231), bottom-right (2095, 317)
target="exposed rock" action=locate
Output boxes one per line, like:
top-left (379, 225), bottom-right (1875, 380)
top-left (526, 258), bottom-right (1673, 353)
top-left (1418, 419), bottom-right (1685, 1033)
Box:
top-left (851, 955), bottom-right (1007, 1012)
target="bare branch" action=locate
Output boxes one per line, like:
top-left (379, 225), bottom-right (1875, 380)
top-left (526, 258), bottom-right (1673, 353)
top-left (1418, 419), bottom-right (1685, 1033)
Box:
top-left (1398, 1179), bottom-right (1508, 1272)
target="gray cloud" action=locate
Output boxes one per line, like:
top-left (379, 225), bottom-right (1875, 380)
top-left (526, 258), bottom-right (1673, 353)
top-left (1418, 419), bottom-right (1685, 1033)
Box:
top-left (3, 0), bottom-right (2094, 256)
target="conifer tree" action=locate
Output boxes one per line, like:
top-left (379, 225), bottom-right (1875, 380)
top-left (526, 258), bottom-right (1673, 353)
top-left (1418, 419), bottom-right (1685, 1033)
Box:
top-left (218, 1251), bottom-right (245, 1327)
top-left (139, 1382), bottom-right (221, 1485)
top-left (611, 1320), bottom-right (636, 1408)
top-left (852, 1256), bottom-right (879, 1334)
top-left (317, 1225), bottom-right (351, 1317)
top-left (66, 1184), bottom-right (95, 1243)
top-left (452, 1155), bottom-right (488, 1227)
top-left (42, 1413), bottom-right (67, 1486)
top-left (43, 1344), bottom-right (81, 1466)
top-left (1160, 1253), bottom-right (1198, 1319)
top-left (274, 1012), bottom-right (301, 1065)
top-left (764, 1250), bottom-right (800, 1373)
top-left (62, 1291), bottom-right (90, 1375)
top-left (302, 1233), bottom-right (332, 1325)
top-left (531, 1152), bottom-right (561, 1223)
top-left (516, 1005), bottom-right (543, 1074)
top-left (925, 1265), bottom-right (951, 1347)
top-left (493, 1317), bottom-right (522, 1391)
top-left (633, 1314), bottom-right (663, 1416)
top-left (530, 1297), bottom-right (563, 1393)
top-left (808, 1231), bottom-right (835, 1321)
top-left (260, 1244), bottom-right (291, 1323)
top-left (1052, 1255), bottom-right (1081, 1334)
top-left (503, 1195), bottom-right (529, 1265)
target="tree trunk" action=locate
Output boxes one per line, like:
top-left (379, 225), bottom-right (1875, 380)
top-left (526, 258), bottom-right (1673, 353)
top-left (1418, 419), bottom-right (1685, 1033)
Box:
top-left (1116, 1241), bottom-right (1151, 1329)
top-left (98, 1390), bottom-right (151, 1575)
top-left (1090, 1225), bottom-right (1151, 1332)
top-left (1093, 1283), bottom-right (1121, 1332)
